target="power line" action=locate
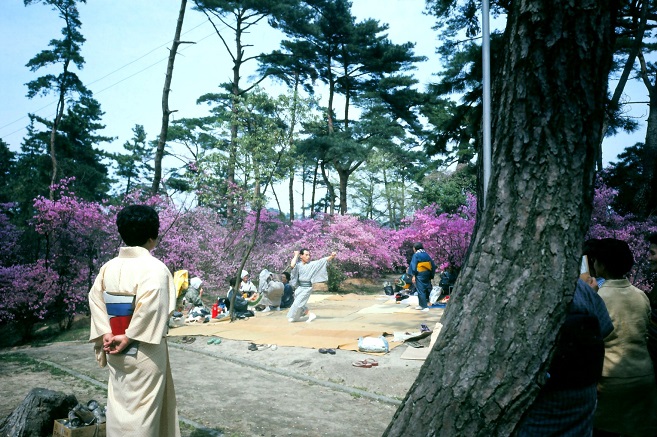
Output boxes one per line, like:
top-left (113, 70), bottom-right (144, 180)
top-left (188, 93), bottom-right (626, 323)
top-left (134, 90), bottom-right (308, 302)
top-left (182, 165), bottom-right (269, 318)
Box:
top-left (87, 20), bottom-right (209, 88)
top-left (0, 18), bottom-right (220, 137)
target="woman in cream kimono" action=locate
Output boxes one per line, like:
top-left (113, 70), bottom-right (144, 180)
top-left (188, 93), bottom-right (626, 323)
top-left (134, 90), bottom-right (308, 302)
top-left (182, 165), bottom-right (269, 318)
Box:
top-left (89, 205), bottom-right (180, 437)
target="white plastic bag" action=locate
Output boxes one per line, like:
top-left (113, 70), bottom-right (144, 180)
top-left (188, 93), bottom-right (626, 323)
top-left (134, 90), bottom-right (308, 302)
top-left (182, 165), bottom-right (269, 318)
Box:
top-left (429, 286), bottom-right (443, 304)
top-left (358, 336), bottom-right (389, 353)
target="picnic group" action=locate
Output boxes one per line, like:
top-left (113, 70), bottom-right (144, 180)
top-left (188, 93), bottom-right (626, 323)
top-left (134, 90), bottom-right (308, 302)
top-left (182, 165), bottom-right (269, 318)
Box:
top-left (86, 204), bottom-right (657, 436)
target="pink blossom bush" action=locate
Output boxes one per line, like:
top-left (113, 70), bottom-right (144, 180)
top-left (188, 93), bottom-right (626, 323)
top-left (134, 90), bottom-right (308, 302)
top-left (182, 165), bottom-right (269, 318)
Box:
top-left (587, 180), bottom-right (657, 290)
top-left (3, 176), bottom-right (656, 336)
top-left (0, 262), bottom-right (60, 340)
top-left (30, 179), bottom-right (118, 328)
top-left (393, 194), bottom-right (477, 274)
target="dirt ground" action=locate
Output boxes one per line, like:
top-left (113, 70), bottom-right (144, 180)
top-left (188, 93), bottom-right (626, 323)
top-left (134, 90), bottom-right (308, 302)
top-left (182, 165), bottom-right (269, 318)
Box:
top-left (0, 330), bottom-right (434, 436)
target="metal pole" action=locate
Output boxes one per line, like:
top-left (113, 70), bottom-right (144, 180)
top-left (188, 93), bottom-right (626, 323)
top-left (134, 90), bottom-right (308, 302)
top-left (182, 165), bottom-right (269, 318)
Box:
top-left (482, 0), bottom-right (491, 208)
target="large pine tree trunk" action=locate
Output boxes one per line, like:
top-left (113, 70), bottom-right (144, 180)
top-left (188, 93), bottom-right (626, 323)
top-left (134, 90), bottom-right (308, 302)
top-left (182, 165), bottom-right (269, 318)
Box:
top-left (384, 1), bottom-right (615, 435)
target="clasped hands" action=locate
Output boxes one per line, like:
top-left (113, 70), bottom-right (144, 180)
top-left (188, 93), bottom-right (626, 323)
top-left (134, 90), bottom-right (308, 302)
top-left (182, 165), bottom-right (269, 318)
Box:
top-left (103, 332), bottom-right (132, 354)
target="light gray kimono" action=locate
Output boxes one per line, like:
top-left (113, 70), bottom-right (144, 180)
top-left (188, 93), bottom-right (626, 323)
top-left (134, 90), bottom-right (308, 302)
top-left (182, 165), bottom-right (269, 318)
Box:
top-left (258, 269), bottom-right (284, 307)
top-left (287, 256), bottom-right (330, 321)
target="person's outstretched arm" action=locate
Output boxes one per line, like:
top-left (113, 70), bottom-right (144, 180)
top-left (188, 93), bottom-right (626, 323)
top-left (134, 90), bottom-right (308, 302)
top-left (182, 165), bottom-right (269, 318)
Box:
top-left (291, 250), bottom-right (300, 268)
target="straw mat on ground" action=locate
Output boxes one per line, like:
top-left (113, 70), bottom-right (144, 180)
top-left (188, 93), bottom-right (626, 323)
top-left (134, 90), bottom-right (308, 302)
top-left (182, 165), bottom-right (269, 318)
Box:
top-left (169, 293), bottom-right (442, 351)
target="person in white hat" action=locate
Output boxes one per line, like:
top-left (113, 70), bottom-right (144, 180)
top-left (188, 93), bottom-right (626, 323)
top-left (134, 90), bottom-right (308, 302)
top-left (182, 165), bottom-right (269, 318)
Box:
top-left (238, 270), bottom-right (257, 297)
top-left (184, 276), bottom-right (204, 308)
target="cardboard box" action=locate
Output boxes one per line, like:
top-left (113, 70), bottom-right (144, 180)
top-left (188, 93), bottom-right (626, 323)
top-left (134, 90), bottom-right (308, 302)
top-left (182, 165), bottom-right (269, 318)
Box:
top-left (52, 419), bottom-right (106, 437)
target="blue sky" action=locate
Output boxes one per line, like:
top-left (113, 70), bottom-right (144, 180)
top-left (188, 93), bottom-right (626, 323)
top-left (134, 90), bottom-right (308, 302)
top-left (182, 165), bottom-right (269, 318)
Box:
top-left (0, 0), bottom-right (649, 168)
top-left (0, 1), bottom-right (438, 152)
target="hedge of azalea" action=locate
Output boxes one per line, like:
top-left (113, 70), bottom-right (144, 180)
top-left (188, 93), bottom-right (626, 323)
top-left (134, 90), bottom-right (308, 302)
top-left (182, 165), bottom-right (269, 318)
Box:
top-left (0, 179), bottom-right (655, 339)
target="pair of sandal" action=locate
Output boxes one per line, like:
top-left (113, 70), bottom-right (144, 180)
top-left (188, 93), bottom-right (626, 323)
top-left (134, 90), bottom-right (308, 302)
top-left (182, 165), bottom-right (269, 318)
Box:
top-left (319, 348), bottom-right (336, 355)
top-left (248, 343), bottom-right (276, 351)
top-left (207, 337), bottom-right (222, 345)
top-left (181, 336), bottom-right (196, 344)
top-left (352, 358), bottom-right (379, 368)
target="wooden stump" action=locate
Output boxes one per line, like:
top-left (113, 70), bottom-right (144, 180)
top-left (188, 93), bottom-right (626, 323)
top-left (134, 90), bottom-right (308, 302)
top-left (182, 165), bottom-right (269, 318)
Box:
top-left (0, 387), bottom-right (77, 436)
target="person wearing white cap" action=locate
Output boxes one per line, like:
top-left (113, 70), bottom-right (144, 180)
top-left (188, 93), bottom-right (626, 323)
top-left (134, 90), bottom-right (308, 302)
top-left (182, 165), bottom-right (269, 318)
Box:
top-left (238, 270), bottom-right (257, 297)
top-left (184, 276), bottom-right (204, 308)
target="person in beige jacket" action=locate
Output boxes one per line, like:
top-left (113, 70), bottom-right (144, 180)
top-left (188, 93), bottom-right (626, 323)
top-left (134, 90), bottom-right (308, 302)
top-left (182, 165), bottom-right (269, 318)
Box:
top-left (89, 205), bottom-right (180, 437)
top-left (592, 238), bottom-right (657, 436)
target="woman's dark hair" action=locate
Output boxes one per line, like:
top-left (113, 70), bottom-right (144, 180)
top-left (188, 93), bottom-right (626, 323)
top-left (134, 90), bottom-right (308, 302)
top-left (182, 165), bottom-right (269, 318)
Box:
top-left (116, 205), bottom-right (159, 247)
top-left (413, 242), bottom-right (424, 251)
top-left (582, 239), bottom-right (600, 259)
top-left (299, 248), bottom-right (310, 255)
top-left (595, 238), bottom-right (634, 279)
top-left (283, 271), bottom-right (291, 281)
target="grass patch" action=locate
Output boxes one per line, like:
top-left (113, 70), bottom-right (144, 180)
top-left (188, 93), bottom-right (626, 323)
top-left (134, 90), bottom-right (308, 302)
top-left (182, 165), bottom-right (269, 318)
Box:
top-left (0, 315), bottom-right (90, 349)
top-left (0, 352), bottom-right (66, 376)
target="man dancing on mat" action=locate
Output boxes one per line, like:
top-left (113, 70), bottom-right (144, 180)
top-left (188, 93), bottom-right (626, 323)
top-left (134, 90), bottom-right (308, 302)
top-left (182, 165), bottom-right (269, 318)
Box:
top-left (287, 248), bottom-right (337, 322)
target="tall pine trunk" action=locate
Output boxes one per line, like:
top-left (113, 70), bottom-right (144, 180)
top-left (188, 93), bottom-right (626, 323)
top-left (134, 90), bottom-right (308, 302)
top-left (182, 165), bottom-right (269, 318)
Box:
top-left (384, 0), bottom-right (615, 435)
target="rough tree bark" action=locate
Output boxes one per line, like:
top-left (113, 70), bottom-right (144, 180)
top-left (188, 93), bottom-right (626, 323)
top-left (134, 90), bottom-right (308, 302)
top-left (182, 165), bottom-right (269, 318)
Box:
top-left (152, 0), bottom-right (192, 195)
top-left (0, 387), bottom-right (77, 436)
top-left (384, 0), bottom-right (615, 435)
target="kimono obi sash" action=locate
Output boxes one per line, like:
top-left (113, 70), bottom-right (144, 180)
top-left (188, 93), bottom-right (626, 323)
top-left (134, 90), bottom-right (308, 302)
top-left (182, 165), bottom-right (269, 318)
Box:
top-left (298, 280), bottom-right (312, 287)
top-left (104, 291), bottom-right (135, 335)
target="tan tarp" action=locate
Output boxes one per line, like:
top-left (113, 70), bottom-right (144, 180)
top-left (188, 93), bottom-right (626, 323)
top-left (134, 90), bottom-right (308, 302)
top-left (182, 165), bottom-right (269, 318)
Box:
top-left (168, 293), bottom-right (443, 352)
top-left (399, 322), bottom-right (443, 360)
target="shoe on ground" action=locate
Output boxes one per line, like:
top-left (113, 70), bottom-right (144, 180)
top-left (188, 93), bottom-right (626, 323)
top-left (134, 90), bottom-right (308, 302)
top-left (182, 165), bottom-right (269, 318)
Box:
top-left (306, 312), bottom-right (317, 323)
top-left (274, 306), bottom-right (281, 311)
top-left (288, 318), bottom-right (295, 322)
top-left (414, 306), bottom-right (423, 310)
top-left (262, 306), bottom-right (271, 313)
top-left (421, 308), bottom-right (430, 312)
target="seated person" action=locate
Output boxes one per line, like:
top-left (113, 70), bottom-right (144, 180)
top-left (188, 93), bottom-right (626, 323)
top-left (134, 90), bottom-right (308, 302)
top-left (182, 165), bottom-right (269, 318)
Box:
top-left (258, 269), bottom-right (284, 312)
top-left (392, 270), bottom-right (413, 302)
top-left (226, 278), bottom-right (249, 314)
top-left (437, 266), bottom-right (457, 303)
top-left (239, 270), bottom-right (257, 297)
top-left (184, 276), bottom-right (204, 309)
top-left (280, 272), bottom-right (294, 309)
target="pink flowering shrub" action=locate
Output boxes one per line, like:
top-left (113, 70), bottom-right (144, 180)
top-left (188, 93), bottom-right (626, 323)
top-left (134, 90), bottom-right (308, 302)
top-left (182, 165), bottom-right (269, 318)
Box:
top-left (393, 194), bottom-right (477, 274)
top-left (587, 180), bottom-right (657, 290)
top-left (0, 262), bottom-right (60, 340)
top-left (3, 176), bottom-right (656, 336)
top-left (263, 213), bottom-right (406, 277)
top-left (29, 179), bottom-right (118, 328)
